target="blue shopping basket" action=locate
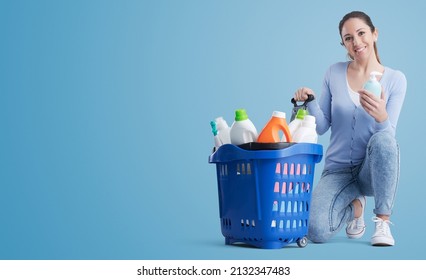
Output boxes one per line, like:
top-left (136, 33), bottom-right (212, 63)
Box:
top-left (208, 143), bottom-right (323, 249)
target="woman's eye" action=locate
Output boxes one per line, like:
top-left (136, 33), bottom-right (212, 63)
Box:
top-left (345, 37), bottom-right (352, 41)
top-left (358, 31), bottom-right (365, 36)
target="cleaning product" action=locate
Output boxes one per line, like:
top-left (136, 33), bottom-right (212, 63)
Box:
top-left (290, 94), bottom-right (314, 121)
top-left (258, 111), bottom-right (292, 143)
top-left (284, 108), bottom-right (307, 141)
top-left (210, 121), bottom-right (222, 149)
top-left (363, 71), bottom-right (383, 97)
top-left (230, 109), bottom-right (258, 145)
top-left (292, 115), bottom-right (318, 143)
top-left (215, 117), bottom-right (231, 145)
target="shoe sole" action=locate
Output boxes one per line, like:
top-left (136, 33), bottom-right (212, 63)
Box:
top-left (346, 228), bottom-right (366, 239)
top-left (371, 237), bottom-right (395, 246)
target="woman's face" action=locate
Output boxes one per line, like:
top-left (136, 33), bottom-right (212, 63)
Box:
top-left (341, 17), bottom-right (378, 61)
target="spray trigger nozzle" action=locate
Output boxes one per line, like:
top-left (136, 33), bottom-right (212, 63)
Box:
top-left (210, 121), bottom-right (218, 136)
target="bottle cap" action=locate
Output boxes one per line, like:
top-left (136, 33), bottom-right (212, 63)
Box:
top-left (295, 109), bottom-right (307, 120)
top-left (235, 109), bottom-right (248, 121)
top-left (272, 111), bottom-right (286, 119)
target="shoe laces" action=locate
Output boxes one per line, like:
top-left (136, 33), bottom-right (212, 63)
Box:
top-left (372, 217), bottom-right (393, 235)
top-left (347, 216), bottom-right (365, 230)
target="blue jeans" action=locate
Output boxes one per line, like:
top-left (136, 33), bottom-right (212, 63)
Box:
top-left (307, 131), bottom-right (400, 243)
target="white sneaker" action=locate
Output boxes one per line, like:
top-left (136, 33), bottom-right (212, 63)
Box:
top-left (346, 196), bottom-right (366, 239)
top-left (371, 217), bottom-right (395, 246)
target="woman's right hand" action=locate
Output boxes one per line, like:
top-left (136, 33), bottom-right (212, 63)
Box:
top-left (294, 87), bottom-right (315, 101)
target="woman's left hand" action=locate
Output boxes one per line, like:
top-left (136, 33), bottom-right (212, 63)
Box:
top-left (358, 88), bottom-right (388, 123)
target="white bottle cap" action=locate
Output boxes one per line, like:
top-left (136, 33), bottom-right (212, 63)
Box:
top-left (272, 111), bottom-right (286, 119)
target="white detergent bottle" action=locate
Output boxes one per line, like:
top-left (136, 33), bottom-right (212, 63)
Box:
top-left (284, 108), bottom-right (307, 141)
top-left (230, 109), bottom-right (258, 145)
top-left (215, 116), bottom-right (231, 144)
top-left (363, 71), bottom-right (383, 97)
top-left (292, 115), bottom-right (318, 143)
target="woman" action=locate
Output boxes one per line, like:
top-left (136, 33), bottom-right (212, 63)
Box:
top-left (293, 11), bottom-right (407, 246)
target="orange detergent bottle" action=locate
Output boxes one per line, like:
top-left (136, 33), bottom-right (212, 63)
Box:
top-left (257, 111), bottom-right (292, 143)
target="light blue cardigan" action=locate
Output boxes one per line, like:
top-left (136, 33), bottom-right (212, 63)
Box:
top-left (308, 61), bottom-right (407, 170)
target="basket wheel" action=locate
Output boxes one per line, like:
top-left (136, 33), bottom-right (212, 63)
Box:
top-left (297, 237), bottom-right (308, 248)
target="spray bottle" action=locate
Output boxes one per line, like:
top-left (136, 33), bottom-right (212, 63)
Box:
top-left (210, 121), bottom-right (222, 150)
top-left (214, 117), bottom-right (231, 145)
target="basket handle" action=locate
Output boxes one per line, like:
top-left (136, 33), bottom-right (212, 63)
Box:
top-left (291, 94), bottom-right (315, 108)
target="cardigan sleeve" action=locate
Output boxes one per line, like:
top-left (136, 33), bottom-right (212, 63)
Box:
top-left (308, 66), bottom-right (332, 135)
top-left (374, 70), bottom-right (407, 136)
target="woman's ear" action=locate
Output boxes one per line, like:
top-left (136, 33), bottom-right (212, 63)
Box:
top-left (374, 28), bottom-right (379, 42)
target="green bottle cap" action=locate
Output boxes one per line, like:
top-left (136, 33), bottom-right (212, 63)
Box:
top-left (235, 109), bottom-right (248, 121)
top-left (296, 109), bottom-right (308, 120)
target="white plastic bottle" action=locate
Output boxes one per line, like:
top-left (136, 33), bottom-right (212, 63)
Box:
top-left (363, 71), bottom-right (383, 97)
top-left (230, 109), bottom-right (258, 145)
top-left (215, 117), bottom-right (231, 145)
top-left (210, 120), bottom-right (222, 149)
top-left (283, 108), bottom-right (307, 141)
top-left (292, 115), bottom-right (318, 143)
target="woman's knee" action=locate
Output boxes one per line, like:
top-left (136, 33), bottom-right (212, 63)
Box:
top-left (307, 211), bottom-right (333, 243)
top-left (368, 131), bottom-right (398, 157)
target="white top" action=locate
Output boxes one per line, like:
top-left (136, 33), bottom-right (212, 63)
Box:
top-left (272, 111), bottom-right (286, 118)
top-left (347, 80), bottom-right (360, 107)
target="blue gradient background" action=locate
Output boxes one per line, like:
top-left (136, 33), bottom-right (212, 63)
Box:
top-left (1, 0), bottom-right (425, 259)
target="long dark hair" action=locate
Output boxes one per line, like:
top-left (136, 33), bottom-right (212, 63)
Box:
top-left (339, 11), bottom-right (381, 64)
